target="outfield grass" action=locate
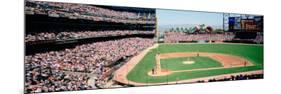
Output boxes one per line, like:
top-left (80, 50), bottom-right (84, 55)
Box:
top-left (160, 56), bottom-right (223, 71)
top-left (127, 43), bottom-right (263, 83)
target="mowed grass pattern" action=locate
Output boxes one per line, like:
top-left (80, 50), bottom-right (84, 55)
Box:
top-left (127, 44), bottom-right (263, 83)
top-left (161, 56), bottom-right (223, 71)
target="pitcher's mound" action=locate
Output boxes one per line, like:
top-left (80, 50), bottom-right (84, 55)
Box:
top-left (183, 61), bottom-right (195, 64)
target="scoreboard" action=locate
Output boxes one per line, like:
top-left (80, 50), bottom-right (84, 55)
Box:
top-left (228, 15), bottom-right (263, 32)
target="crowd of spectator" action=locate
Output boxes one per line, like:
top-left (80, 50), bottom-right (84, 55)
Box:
top-left (25, 37), bottom-right (154, 93)
top-left (164, 32), bottom-right (235, 43)
top-left (25, 68), bottom-right (92, 93)
top-left (24, 1), bottom-right (157, 93)
top-left (196, 73), bottom-right (263, 83)
top-left (254, 32), bottom-right (263, 44)
top-left (25, 30), bottom-right (155, 42)
top-left (25, 0), bottom-right (156, 24)
top-left (231, 32), bottom-right (263, 43)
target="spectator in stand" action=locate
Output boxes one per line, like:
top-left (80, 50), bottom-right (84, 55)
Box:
top-left (25, 30), bottom-right (155, 42)
top-left (25, 0), bottom-right (156, 24)
top-left (205, 73), bottom-right (263, 82)
top-left (164, 31), bottom-right (235, 43)
top-left (25, 37), bottom-right (154, 93)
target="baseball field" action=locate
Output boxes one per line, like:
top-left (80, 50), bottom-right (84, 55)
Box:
top-left (114, 43), bottom-right (263, 85)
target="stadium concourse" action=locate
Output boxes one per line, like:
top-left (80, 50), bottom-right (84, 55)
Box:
top-left (24, 0), bottom-right (156, 93)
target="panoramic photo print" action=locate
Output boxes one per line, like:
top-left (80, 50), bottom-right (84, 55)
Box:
top-left (24, 0), bottom-right (263, 93)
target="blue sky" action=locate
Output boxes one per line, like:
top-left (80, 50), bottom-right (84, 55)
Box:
top-left (156, 9), bottom-right (223, 26)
